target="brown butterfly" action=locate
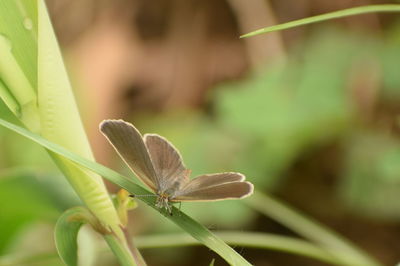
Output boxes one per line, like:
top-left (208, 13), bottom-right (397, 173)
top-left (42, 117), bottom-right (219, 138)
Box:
top-left (100, 120), bottom-right (253, 214)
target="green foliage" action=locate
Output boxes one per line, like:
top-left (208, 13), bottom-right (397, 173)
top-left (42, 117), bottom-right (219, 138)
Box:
top-left (0, 118), bottom-right (253, 266)
top-left (1, 1), bottom-right (400, 264)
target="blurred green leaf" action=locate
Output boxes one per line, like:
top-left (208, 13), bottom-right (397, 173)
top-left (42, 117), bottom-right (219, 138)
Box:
top-left (341, 131), bottom-right (400, 220)
top-left (0, 173), bottom-right (58, 253)
top-left (215, 29), bottom-right (367, 188)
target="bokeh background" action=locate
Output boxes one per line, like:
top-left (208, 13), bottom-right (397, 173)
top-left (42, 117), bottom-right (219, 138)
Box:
top-left (1, 0), bottom-right (400, 265)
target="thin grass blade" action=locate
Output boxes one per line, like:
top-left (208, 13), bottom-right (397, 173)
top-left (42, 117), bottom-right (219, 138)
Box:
top-left (241, 4), bottom-right (400, 38)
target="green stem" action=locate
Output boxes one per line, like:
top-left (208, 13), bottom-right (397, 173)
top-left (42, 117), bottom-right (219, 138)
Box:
top-left (241, 4), bottom-right (400, 38)
top-left (104, 234), bottom-right (138, 266)
top-left (244, 191), bottom-right (382, 266)
top-left (135, 232), bottom-right (341, 265)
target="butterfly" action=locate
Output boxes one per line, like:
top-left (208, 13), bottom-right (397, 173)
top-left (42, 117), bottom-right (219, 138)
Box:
top-left (100, 119), bottom-right (254, 215)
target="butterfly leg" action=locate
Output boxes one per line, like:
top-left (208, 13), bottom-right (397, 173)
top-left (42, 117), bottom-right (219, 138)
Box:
top-left (166, 202), bottom-right (173, 216)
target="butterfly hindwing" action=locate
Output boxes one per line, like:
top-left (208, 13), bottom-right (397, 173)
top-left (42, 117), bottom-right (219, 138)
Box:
top-left (144, 134), bottom-right (188, 193)
top-left (100, 120), bottom-right (159, 191)
top-left (172, 181), bottom-right (253, 201)
top-left (171, 172), bottom-right (253, 201)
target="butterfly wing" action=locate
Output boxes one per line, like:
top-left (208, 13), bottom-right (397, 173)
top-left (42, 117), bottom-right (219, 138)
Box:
top-left (171, 172), bottom-right (253, 201)
top-left (100, 120), bottom-right (159, 191)
top-left (144, 134), bottom-right (188, 193)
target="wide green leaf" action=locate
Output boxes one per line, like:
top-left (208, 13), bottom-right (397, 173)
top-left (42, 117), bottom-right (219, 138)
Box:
top-left (0, 0), bottom-right (123, 240)
top-left (36, 0), bottom-right (123, 238)
top-left (0, 118), bottom-right (252, 266)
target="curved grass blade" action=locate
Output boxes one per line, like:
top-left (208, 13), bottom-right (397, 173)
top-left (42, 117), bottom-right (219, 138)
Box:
top-left (0, 118), bottom-right (252, 266)
top-left (54, 207), bottom-right (94, 266)
top-left (241, 4), bottom-right (400, 38)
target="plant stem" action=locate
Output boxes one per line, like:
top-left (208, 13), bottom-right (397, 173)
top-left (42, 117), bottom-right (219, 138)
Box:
top-left (103, 234), bottom-right (138, 266)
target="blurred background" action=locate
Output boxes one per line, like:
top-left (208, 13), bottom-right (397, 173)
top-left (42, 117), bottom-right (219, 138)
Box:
top-left (1, 0), bottom-right (400, 265)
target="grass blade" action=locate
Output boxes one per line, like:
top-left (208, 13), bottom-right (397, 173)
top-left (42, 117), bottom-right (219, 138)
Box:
top-left (241, 4), bottom-right (400, 38)
top-left (245, 192), bottom-right (381, 266)
top-left (0, 118), bottom-right (252, 266)
top-left (135, 232), bottom-right (340, 265)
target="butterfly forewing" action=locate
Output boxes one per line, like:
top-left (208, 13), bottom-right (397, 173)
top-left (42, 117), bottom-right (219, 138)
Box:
top-left (180, 172), bottom-right (244, 192)
top-left (144, 134), bottom-right (188, 192)
top-left (172, 181), bottom-right (253, 201)
top-left (100, 120), bottom-right (159, 191)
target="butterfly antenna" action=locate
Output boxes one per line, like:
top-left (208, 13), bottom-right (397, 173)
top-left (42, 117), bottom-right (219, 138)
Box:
top-left (129, 194), bottom-right (157, 198)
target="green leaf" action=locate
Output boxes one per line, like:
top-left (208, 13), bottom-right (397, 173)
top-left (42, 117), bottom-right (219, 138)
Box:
top-left (241, 4), bottom-right (400, 38)
top-left (0, 118), bottom-right (252, 266)
top-left (36, 0), bottom-right (123, 238)
top-left (54, 207), bottom-right (95, 266)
